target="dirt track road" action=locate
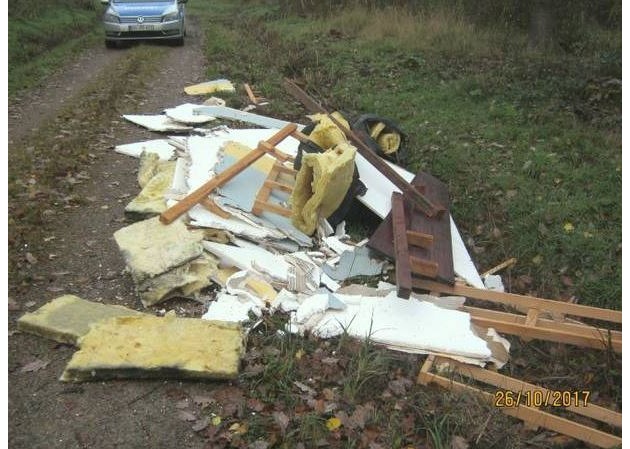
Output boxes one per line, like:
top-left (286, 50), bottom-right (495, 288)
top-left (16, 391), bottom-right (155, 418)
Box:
top-left (8, 17), bottom-right (230, 449)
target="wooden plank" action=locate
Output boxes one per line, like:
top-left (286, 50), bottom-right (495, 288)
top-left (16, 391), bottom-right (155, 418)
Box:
top-left (368, 172), bottom-right (454, 285)
top-left (406, 230), bottom-right (434, 249)
top-left (264, 180), bottom-right (293, 193)
top-left (159, 124), bottom-right (297, 224)
top-left (409, 256), bottom-right (439, 279)
top-left (420, 371), bottom-right (621, 448)
top-left (252, 200), bottom-right (292, 217)
top-left (244, 83), bottom-right (258, 105)
top-left (463, 306), bottom-right (621, 349)
top-left (437, 358), bottom-right (622, 428)
top-left (481, 257), bottom-right (517, 277)
top-left (412, 279), bottom-right (622, 324)
top-left (391, 192), bottom-right (412, 299)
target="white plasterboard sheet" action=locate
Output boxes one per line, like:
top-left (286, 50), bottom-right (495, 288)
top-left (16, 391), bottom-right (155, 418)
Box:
top-left (203, 240), bottom-right (290, 282)
top-left (289, 291), bottom-right (494, 362)
top-left (123, 114), bottom-right (193, 132)
top-left (114, 139), bottom-right (176, 160)
top-left (164, 103), bottom-right (216, 124)
top-left (202, 292), bottom-right (260, 323)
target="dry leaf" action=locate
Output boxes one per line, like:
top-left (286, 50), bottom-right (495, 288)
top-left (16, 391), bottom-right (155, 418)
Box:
top-left (211, 416), bottom-right (222, 426)
top-left (177, 410), bottom-right (196, 422)
top-left (450, 435), bottom-right (469, 449)
top-left (272, 411), bottom-right (290, 434)
top-left (19, 359), bottom-right (49, 373)
top-left (25, 252), bottom-right (37, 264)
top-left (175, 399), bottom-right (189, 409)
top-left (326, 417), bottom-right (342, 431)
top-left (192, 394), bottom-right (214, 408)
top-left (192, 417), bottom-right (210, 432)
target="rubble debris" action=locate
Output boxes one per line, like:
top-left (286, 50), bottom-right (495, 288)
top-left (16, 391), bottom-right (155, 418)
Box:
top-left (322, 246), bottom-right (386, 281)
top-left (164, 103), bottom-right (216, 124)
top-left (114, 139), bottom-right (177, 160)
top-left (194, 105), bottom-right (302, 131)
top-left (184, 79), bottom-right (235, 95)
top-left (202, 291), bottom-right (261, 323)
top-left (114, 216), bottom-right (205, 284)
top-left (60, 314), bottom-right (244, 382)
top-left (126, 156), bottom-right (176, 216)
top-left (159, 124), bottom-right (297, 225)
top-left (17, 295), bottom-right (143, 345)
top-left (286, 291), bottom-right (505, 366)
top-left (137, 253), bottom-right (218, 307)
top-left (291, 143), bottom-right (356, 235)
top-left (123, 114), bottom-right (193, 132)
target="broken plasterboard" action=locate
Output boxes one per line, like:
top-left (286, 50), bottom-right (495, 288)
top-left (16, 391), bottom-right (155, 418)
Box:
top-left (322, 246), bottom-right (387, 281)
top-left (113, 216), bottom-right (205, 284)
top-left (114, 139), bottom-right (177, 160)
top-left (164, 103), bottom-right (216, 124)
top-left (17, 295), bottom-right (144, 346)
top-left (184, 79), bottom-right (235, 95)
top-left (60, 314), bottom-right (244, 382)
top-left (288, 291), bottom-right (506, 366)
top-left (123, 114), bottom-right (193, 132)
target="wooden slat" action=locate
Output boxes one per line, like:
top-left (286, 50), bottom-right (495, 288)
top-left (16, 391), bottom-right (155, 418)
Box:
top-left (419, 371), bottom-right (621, 448)
top-left (264, 180), bottom-right (293, 193)
top-left (438, 358), bottom-right (622, 428)
top-left (244, 83), bottom-right (258, 105)
top-left (406, 230), bottom-right (434, 249)
top-left (252, 200), bottom-right (292, 217)
top-left (160, 124), bottom-right (297, 224)
top-left (412, 279), bottom-right (622, 324)
top-left (409, 256), bottom-right (439, 279)
top-left (391, 192), bottom-right (412, 299)
top-left (463, 306), bottom-right (621, 351)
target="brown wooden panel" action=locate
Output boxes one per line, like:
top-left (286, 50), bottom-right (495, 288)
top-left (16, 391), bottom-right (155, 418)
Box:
top-left (368, 171), bottom-right (454, 285)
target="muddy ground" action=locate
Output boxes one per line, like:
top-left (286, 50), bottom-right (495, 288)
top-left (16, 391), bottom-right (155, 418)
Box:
top-left (8, 18), bottom-right (232, 449)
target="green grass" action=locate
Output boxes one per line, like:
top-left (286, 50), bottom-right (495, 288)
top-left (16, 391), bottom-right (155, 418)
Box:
top-left (8, 0), bottom-right (103, 95)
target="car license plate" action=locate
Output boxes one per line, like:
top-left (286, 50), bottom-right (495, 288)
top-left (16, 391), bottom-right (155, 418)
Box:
top-left (128, 24), bottom-right (155, 31)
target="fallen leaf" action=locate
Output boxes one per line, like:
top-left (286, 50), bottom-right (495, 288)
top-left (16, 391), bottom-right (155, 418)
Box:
top-left (190, 395), bottom-right (212, 408)
top-left (192, 417), bottom-right (210, 432)
top-left (326, 417), bottom-right (342, 431)
top-left (294, 381), bottom-right (316, 396)
top-left (25, 252), bottom-right (37, 264)
top-left (295, 349), bottom-right (305, 360)
top-left (8, 297), bottom-right (20, 311)
top-left (563, 222), bottom-right (575, 233)
top-left (19, 359), bottom-right (49, 373)
top-left (247, 398), bottom-right (265, 412)
top-left (175, 399), bottom-right (189, 409)
top-left (450, 435), bottom-right (469, 449)
top-left (249, 440), bottom-right (269, 449)
top-left (177, 410), bottom-right (197, 422)
top-left (272, 411), bottom-right (290, 434)
top-left (211, 415), bottom-right (222, 426)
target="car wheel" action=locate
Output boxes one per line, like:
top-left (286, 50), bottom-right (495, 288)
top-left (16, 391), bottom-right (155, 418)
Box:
top-left (105, 40), bottom-right (117, 49)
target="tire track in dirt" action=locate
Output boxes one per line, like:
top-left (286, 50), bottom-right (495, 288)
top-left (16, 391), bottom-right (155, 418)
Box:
top-left (9, 16), bottom-right (225, 449)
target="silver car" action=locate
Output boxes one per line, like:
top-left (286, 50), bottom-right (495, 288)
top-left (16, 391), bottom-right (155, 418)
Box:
top-left (101, 0), bottom-right (187, 48)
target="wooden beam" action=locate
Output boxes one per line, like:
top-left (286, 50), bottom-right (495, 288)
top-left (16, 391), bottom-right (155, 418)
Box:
top-left (391, 192), bottom-right (412, 299)
top-left (412, 279), bottom-right (622, 324)
top-left (159, 123), bottom-right (297, 224)
top-left (419, 370), bottom-right (621, 448)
